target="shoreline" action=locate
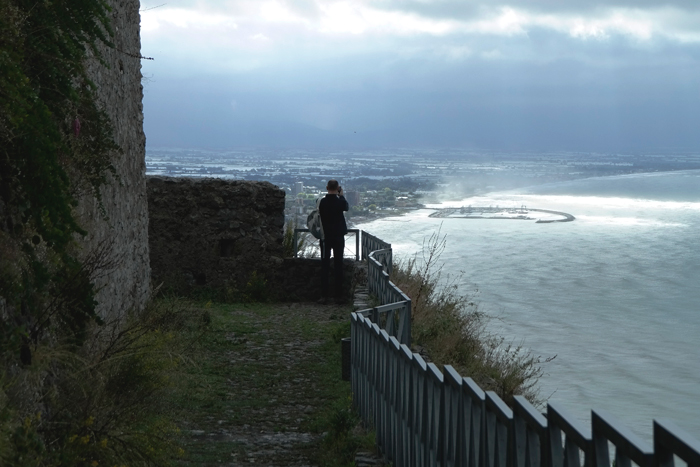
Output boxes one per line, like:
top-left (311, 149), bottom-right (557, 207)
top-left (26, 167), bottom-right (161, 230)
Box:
top-left (347, 206), bottom-right (426, 227)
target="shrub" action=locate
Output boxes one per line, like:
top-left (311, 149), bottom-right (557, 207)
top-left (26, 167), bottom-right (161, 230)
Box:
top-left (243, 270), bottom-right (268, 302)
top-left (391, 226), bottom-right (551, 407)
top-left (282, 219), bottom-right (316, 258)
top-left (0, 297), bottom-right (210, 466)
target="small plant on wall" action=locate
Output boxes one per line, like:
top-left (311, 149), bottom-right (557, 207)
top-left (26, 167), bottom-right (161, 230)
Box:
top-left (282, 219), bottom-right (312, 258)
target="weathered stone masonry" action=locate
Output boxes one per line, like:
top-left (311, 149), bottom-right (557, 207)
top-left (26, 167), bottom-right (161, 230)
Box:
top-left (76, 0), bottom-right (151, 320)
top-left (147, 176), bottom-right (356, 301)
top-left (147, 176), bottom-right (286, 292)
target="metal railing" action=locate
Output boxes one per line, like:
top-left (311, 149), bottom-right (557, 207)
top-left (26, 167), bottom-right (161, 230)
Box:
top-left (353, 231), bottom-right (700, 467)
top-left (362, 248), bottom-right (410, 346)
top-left (290, 226), bottom-right (409, 344)
top-left (292, 228), bottom-right (360, 261)
top-left (361, 231), bottom-right (392, 267)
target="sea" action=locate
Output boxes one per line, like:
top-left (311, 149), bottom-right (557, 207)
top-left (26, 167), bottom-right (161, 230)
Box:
top-left (354, 169), bottom-right (700, 442)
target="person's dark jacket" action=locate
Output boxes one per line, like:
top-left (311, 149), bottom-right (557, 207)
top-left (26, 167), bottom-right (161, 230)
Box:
top-left (319, 194), bottom-right (349, 239)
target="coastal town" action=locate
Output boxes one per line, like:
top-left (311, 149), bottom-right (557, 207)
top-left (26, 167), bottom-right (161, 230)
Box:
top-left (145, 148), bottom-right (700, 225)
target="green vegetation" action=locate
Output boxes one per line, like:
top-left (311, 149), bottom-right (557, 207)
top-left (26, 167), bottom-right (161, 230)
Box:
top-left (1, 0), bottom-right (120, 363)
top-left (169, 300), bottom-right (374, 466)
top-left (282, 219), bottom-right (311, 258)
top-left (0, 1), bottom-right (138, 463)
top-left (0, 296), bottom-right (375, 466)
top-left (391, 228), bottom-right (550, 407)
top-left (0, 298), bottom-right (200, 466)
top-left (282, 219), bottom-right (319, 259)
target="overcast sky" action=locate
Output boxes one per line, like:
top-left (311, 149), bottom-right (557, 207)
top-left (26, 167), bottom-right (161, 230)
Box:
top-left (140, 0), bottom-right (700, 151)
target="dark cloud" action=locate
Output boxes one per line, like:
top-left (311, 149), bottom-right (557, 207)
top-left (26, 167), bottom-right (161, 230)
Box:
top-left (143, 34), bottom-right (700, 151)
top-left (141, 1), bottom-right (700, 151)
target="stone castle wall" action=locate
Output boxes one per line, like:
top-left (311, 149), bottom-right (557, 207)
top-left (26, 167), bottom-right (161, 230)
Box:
top-left (76, 0), bottom-right (151, 320)
top-left (147, 177), bottom-right (286, 292)
top-left (147, 176), bottom-right (356, 301)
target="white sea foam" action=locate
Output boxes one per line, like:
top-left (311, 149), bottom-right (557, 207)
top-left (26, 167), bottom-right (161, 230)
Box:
top-left (575, 215), bottom-right (688, 227)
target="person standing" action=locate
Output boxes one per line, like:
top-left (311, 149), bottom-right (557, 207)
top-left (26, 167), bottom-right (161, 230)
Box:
top-left (319, 179), bottom-right (349, 303)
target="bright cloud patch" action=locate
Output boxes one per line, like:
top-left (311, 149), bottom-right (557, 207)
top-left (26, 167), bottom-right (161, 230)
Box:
top-left (141, 8), bottom-right (238, 33)
top-left (141, 1), bottom-right (700, 45)
top-left (546, 10), bottom-right (654, 40)
top-left (316, 2), bottom-right (458, 35)
top-left (467, 7), bottom-right (529, 36)
top-left (460, 7), bottom-right (658, 41)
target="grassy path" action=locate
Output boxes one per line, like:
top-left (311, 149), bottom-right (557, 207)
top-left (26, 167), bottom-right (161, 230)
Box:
top-left (171, 301), bottom-right (372, 466)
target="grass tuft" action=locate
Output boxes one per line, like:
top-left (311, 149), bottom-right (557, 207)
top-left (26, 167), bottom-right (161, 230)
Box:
top-left (315, 396), bottom-right (376, 467)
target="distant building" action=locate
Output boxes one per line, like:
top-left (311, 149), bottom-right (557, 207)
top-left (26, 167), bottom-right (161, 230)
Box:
top-left (345, 190), bottom-right (361, 206)
top-left (293, 181), bottom-right (304, 196)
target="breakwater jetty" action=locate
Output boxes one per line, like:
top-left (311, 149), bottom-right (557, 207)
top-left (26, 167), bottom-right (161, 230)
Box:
top-left (429, 205), bottom-right (575, 223)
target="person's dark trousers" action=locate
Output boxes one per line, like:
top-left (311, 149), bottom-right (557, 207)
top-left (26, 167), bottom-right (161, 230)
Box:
top-left (321, 236), bottom-right (345, 298)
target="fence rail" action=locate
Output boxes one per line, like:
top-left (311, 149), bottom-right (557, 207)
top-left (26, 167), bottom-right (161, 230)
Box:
top-left (361, 231), bottom-right (391, 266)
top-left (364, 244), bottom-right (410, 346)
top-left (353, 230), bottom-right (700, 467)
top-left (292, 228), bottom-right (360, 260)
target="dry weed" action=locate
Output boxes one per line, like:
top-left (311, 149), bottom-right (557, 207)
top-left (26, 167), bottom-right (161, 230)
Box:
top-left (391, 226), bottom-right (551, 407)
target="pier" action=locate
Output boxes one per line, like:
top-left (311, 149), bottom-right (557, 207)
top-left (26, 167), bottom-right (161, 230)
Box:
top-left (429, 205), bottom-right (575, 223)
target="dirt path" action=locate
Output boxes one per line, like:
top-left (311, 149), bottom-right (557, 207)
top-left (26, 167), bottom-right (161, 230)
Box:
top-left (176, 301), bottom-right (358, 466)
